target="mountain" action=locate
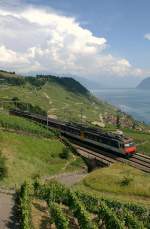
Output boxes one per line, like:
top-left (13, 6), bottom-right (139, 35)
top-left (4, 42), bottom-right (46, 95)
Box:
top-left (0, 70), bottom-right (116, 123)
top-left (0, 70), bottom-right (143, 129)
top-left (61, 74), bottom-right (104, 90)
top-left (137, 77), bottom-right (150, 89)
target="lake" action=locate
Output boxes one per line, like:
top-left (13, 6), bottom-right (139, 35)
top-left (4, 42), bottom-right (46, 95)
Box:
top-left (93, 88), bottom-right (150, 124)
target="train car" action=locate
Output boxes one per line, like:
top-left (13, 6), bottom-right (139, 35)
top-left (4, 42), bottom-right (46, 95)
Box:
top-left (62, 122), bottom-right (136, 156)
top-left (82, 130), bottom-right (136, 156)
top-left (9, 109), bottom-right (136, 156)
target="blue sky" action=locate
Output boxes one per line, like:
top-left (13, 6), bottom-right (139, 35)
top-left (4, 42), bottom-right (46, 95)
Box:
top-left (24, 0), bottom-right (150, 68)
top-left (0, 0), bottom-right (150, 86)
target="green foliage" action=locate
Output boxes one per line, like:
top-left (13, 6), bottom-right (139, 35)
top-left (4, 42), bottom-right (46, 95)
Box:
top-left (77, 192), bottom-right (124, 228)
top-left (12, 96), bottom-right (19, 102)
top-left (0, 112), bottom-right (54, 138)
top-left (76, 191), bottom-right (100, 213)
top-left (120, 175), bottom-right (133, 186)
top-left (59, 147), bottom-right (70, 159)
top-left (0, 74), bottom-right (25, 86)
top-left (33, 180), bottom-right (97, 229)
top-left (116, 113), bottom-right (121, 128)
top-left (33, 180), bottom-right (67, 203)
top-left (37, 75), bottom-right (89, 95)
top-left (49, 202), bottom-right (69, 229)
top-left (9, 97), bottom-right (47, 115)
top-left (101, 197), bottom-right (145, 228)
top-left (66, 190), bottom-right (97, 229)
top-left (122, 209), bottom-right (144, 229)
top-left (0, 70), bottom-right (117, 125)
top-left (0, 73), bottom-right (89, 95)
top-left (0, 152), bottom-right (7, 180)
top-left (98, 201), bottom-right (124, 229)
top-left (0, 69), bottom-right (15, 74)
top-left (60, 137), bottom-right (78, 155)
top-left (33, 181), bottom-right (71, 227)
top-left (32, 180), bottom-right (150, 229)
top-left (83, 163), bottom-right (150, 197)
top-left (76, 190), bottom-right (150, 228)
top-left (26, 76), bottom-right (46, 88)
top-left (14, 102), bottom-right (46, 115)
top-left (19, 182), bottom-right (32, 229)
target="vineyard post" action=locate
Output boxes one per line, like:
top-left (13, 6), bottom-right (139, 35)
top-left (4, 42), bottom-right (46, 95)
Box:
top-left (47, 112), bottom-right (49, 128)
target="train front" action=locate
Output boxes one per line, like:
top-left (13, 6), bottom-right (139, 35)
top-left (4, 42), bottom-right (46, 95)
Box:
top-left (123, 138), bottom-right (137, 156)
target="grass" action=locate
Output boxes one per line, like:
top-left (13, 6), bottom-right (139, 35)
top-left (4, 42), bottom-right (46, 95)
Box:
top-left (124, 129), bottom-right (150, 156)
top-left (0, 130), bottom-right (85, 188)
top-left (0, 111), bottom-right (55, 138)
top-left (0, 81), bottom-right (116, 123)
top-left (75, 163), bottom-right (150, 206)
top-left (0, 151), bottom-right (7, 180)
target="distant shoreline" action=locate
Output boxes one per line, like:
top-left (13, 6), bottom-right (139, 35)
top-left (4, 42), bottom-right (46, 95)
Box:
top-left (93, 88), bottom-right (150, 124)
top-left (91, 87), bottom-right (137, 91)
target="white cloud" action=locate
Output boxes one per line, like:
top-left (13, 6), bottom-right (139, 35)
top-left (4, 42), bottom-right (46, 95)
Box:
top-left (144, 33), bottom-right (150, 41)
top-left (0, 6), bottom-right (147, 77)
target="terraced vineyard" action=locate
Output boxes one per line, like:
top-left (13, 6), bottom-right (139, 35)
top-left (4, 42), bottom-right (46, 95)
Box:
top-left (0, 72), bottom-right (116, 124)
top-left (0, 112), bottom-right (56, 138)
top-left (19, 180), bottom-right (150, 229)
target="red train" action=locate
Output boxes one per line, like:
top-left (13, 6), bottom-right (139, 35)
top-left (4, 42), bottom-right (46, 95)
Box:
top-left (63, 123), bottom-right (137, 156)
top-left (9, 109), bottom-right (137, 156)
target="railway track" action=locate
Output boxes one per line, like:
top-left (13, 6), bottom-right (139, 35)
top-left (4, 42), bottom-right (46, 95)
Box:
top-left (129, 154), bottom-right (150, 170)
top-left (72, 142), bottom-right (150, 173)
top-left (9, 109), bottom-right (150, 173)
top-left (74, 144), bottom-right (119, 165)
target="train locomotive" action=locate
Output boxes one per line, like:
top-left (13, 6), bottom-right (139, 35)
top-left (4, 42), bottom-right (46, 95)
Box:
top-left (9, 109), bottom-right (136, 156)
top-left (61, 122), bottom-right (136, 156)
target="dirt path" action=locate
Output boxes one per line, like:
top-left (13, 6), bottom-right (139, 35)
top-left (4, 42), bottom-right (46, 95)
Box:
top-left (0, 189), bottom-right (19, 229)
top-left (44, 171), bottom-right (87, 187)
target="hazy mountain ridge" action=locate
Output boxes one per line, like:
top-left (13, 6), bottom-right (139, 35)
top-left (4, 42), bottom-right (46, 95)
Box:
top-left (0, 71), bottom-right (89, 96)
top-left (137, 77), bottom-right (150, 89)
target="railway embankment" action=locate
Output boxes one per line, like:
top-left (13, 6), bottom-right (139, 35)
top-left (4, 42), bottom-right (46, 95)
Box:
top-left (75, 163), bottom-right (150, 207)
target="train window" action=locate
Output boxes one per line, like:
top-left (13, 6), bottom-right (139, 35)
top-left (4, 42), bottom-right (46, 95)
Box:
top-left (124, 142), bottom-right (134, 147)
top-left (119, 143), bottom-right (124, 148)
top-left (109, 140), bottom-right (118, 148)
top-left (101, 137), bottom-right (111, 145)
top-left (111, 141), bottom-right (119, 148)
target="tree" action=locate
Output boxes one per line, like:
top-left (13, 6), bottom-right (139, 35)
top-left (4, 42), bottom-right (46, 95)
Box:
top-left (116, 112), bottom-right (121, 128)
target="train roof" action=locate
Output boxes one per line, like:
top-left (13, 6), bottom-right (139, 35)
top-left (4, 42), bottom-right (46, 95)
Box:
top-left (66, 121), bottom-right (133, 142)
top-left (10, 109), bottom-right (134, 143)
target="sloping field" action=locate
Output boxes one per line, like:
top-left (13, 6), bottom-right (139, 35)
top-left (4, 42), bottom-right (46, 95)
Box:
top-left (0, 130), bottom-right (85, 188)
top-left (76, 163), bottom-right (150, 206)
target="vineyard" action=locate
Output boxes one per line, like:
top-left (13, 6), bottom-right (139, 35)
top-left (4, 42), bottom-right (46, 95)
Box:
top-left (0, 112), bottom-right (56, 138)
top-left (18, 180), bottom-right (150, 229)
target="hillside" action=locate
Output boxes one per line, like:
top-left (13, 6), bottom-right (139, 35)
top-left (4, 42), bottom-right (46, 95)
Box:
top-left (137, 77), bottom-right (150, 89)
top-left (0, 70), bottom-right (144, 129)
top-left (0, 71), bottom-right (116, 123)
top-left (20, 178), bottom-right (150, 229)
top-left (76, 163), bottom-right (150, 206)
top-left (0, 71), bottom-right (150, 228)
top-left (0, 112), bottom-right (86, 187)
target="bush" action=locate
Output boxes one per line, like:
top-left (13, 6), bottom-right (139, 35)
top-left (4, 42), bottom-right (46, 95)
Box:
top-left (59, 147), bottom-right (70, 159)
top-left (0, 152), bottom-right (7, 180)
top-left (19, 182), bottom-right (32, 229)
top-left (49, 202), bottom-right (69, 229)
top-left (120, 175), bottom-right (133, 186)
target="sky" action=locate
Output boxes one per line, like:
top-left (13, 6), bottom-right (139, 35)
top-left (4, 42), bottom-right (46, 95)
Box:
top-left (0, 0), bottom-right (150, 87)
